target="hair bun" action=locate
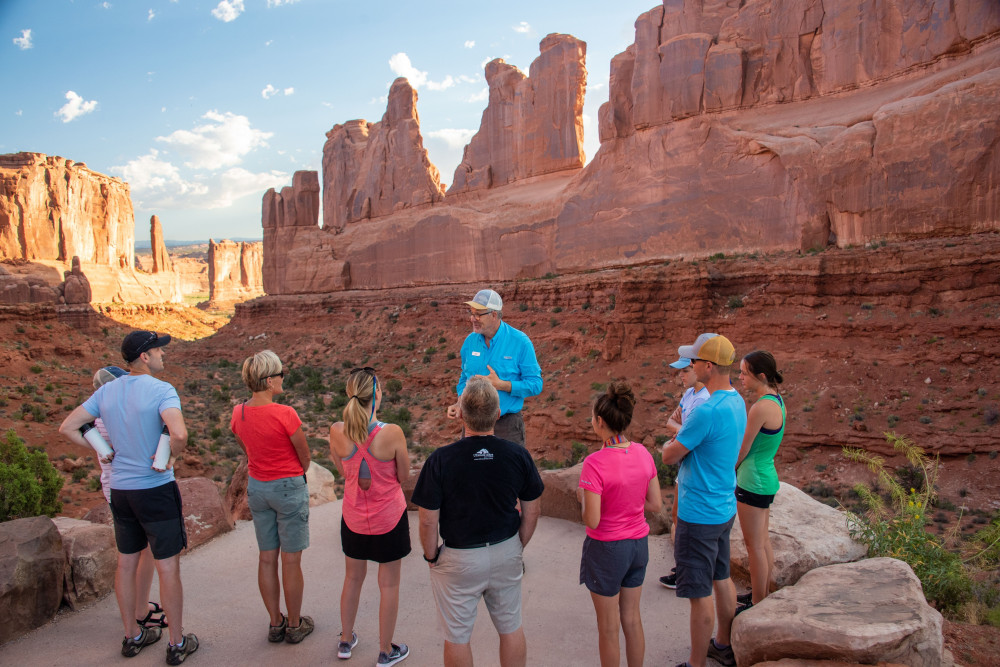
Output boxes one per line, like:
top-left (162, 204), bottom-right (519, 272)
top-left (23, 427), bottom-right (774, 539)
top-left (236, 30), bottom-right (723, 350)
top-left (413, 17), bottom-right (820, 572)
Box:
top-left (606, 380), bottom-right (636, 406)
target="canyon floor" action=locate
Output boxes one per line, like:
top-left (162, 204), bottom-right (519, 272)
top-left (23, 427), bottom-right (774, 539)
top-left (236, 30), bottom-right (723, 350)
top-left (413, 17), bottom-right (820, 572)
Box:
top-left (2, 234), bottom-right (1000, 662)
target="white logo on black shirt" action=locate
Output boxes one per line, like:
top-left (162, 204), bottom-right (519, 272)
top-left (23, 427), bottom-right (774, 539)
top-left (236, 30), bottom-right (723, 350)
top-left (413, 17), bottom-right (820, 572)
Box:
top-left (473, 448), bottom-right (494, 461)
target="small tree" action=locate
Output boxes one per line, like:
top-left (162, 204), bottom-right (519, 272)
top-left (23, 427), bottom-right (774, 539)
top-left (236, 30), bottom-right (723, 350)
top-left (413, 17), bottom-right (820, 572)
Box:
top-left (0, 428), bottom-right (63, 521)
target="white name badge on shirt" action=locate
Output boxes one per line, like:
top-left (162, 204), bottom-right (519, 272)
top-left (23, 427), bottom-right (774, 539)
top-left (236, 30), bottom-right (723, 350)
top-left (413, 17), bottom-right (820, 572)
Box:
top-left (472, 351), bottom-right (481, 356)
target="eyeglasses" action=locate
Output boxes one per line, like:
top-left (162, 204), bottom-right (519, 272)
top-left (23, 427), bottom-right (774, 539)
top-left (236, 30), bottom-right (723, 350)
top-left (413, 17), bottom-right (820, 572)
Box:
top-left (470, 310), bottom-right (493, 320)
top-left (265, 370), bottom-right (286, 380)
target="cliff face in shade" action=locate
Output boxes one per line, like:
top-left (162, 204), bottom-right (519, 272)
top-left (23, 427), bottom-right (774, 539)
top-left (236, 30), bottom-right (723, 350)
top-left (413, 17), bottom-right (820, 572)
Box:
top-left (149, 215), bottom-right (173, 273)
top-left (263, 2), bottom-right (1000, 295)
top-left (0, 153), bottom-right (182, 304)
top-left (448, 33), bottom-right (588, 194)
top-left (321, 78), bottom-right (444, 232)
top-left (207, 239), bottom-right (264, 305)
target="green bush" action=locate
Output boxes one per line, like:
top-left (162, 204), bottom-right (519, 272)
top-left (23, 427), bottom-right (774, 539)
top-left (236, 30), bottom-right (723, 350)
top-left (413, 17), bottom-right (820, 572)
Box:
top-left (844, 432), bottom-right (973, 616)
top-left (0, 429), bottom-right (64, 521)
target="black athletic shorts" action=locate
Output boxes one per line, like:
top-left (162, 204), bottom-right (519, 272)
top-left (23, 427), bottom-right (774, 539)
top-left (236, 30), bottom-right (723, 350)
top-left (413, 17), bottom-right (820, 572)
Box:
top-left (110, 481), bottom-right (187, 559)
top-left (341, 510), bottom-right (411, 563)
top-left (735, 486), bottom-right (776, 509)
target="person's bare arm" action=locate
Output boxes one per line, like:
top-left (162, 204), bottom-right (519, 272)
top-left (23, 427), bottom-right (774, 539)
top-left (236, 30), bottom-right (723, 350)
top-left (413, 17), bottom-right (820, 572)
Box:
top-left (736, 400), bottom-right (779, 469)
top-left (581, 490), bottom-right (601, 530)
top-left (328, 423), bottom-right (348, 476)
top-left (387, 425), bottom-right (410, 484)
top-left (644, 475), bottom-right (663, 513)
top-left (288, 426), bottom-right (310, 474)
top-left (231, 432), bottom-right (248, 455)
top-left (59, 405), bottom-right (98, 449)
top-left (661, 437), bottom-right (690, 465)
top-left (160, 407), bottom-right (187, 456)
top-left (418, 507), bottom-right (441, 566)
top-left (519, 498), bottom-right (542, 547)
top-left (666, 404), bottom-right (683, 435)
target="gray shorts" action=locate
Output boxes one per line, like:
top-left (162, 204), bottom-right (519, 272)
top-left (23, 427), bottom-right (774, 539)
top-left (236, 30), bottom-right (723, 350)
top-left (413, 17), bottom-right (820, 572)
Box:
top-left (429, 534), bottom-right (523, 643)
top-left (247, 475), bottom-right (310, 553)
top-left (674, 515), bottom-right (734, 599)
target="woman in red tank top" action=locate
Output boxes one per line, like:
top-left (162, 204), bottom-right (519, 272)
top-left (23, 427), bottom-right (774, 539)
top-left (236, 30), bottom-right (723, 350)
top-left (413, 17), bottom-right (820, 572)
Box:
top-left (329, 367), bottom-right (412, 666)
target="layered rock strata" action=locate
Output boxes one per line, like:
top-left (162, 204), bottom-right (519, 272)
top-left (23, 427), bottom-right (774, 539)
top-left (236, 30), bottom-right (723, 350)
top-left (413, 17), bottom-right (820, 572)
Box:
top-left (322, 78), bottom-right (444, 232)
top-left (207, 239), bottom-right (263, 305)
top-left (149, 215), bottom-right (173, 273)
top-left (449, 34), bottom-right (587, 194)
top-left (264, 1), bottom-right (1000, 295)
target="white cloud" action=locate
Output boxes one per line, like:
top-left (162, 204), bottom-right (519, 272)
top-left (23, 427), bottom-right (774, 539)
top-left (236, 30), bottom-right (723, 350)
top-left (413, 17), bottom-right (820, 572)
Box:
top-left (265, 40), bottom-right (273, 46)
top-left (16, 110), bottom-right (23, 116)
top-left (155, 110), bottom-right (272, 170)
top-left (388, 53), bottom-right (455, 91)
top-left (102, 2), bottom-right (111, 9)
top-left (148, 9), bottom-right (155, 21)
top-left (513, 22), bottom-right (531, 34)
top-left (458, 74), bottom-right (479, 84)
top-left (464, 40), bottom-right (475, 48)
top-left (582, 113), bottom-right (595, 166)
top-left (56, 91), bottom-right (98, 123)
top-left (427, 128), bottom-right (475, 149)
top-left (262, 84), bottom-right (278, 99)
top-left (13, 29), bottom-right (32, 50)
top-left (369, 95), bottom-right (387, 105)
top-left (283, 87), bottom-right (294, 96)
top-left (479, 55), bottom-right (512, 70)
top-left (467, 88), bottom-right (488, 103)
top-left (266, 0), bottom-right (299, 6)
top-left (590, 82), bottom-right (605, 91)
top-left (212, 0), bottom-right (244, 22)
top-left (113, 149), bottom-right (287, 211)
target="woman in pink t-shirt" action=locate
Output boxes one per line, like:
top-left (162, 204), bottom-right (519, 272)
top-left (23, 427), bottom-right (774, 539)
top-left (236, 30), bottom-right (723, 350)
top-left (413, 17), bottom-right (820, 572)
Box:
top-left (577, 381), bottom-right (662, 667)
top-left (329, 367), bottom-right (411, 665)
top-left (230, 350), bottom-right (313, 644)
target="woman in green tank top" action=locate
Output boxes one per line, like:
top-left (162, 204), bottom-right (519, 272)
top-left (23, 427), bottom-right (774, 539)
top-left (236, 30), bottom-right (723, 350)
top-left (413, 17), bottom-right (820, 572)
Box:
top-left (734, 350), bottom-right (786, 612)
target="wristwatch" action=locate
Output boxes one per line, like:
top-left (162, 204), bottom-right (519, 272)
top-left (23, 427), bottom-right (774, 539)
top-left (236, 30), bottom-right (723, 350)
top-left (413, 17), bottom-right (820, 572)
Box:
top-left (423, 545), bottom-right (441, 563)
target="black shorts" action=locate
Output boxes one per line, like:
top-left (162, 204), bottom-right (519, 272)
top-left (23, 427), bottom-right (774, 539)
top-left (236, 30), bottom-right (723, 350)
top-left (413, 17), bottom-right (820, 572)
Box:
top-left (579, 536), bottom-right (649, 597)
top-left (110, 481), bottom-right (187, 559)
top-left (736, 486), bottom-right (776, 509)
top-left (341, 510), bottom-right (411, 563)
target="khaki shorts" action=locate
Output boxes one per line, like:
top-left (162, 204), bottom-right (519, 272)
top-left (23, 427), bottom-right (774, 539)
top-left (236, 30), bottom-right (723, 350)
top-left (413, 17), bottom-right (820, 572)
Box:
top-left (429, 534), bottom-right (523, 643)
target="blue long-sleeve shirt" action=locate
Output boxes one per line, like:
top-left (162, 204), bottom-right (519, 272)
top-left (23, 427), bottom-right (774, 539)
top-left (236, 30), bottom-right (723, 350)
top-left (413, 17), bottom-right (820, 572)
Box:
top-left (456, 320), bottom-right (543, 416)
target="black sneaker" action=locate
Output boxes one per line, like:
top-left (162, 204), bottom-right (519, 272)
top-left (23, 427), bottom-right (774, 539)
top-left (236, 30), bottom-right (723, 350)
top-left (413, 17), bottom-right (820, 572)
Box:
top-left (166, 633), bottom-right (199, 665)
top-left (377, 642), bottom-right (409, 666)
top-left (659, 568), bottom-right (678, 589)
top-left (734, 600), bottom-right (753, 616)
top-left (737, 591), bottom-right (752, 605)
top-left (706, 638), bottom-right (736, 667)
top-left (121, 625), bottom-right (161, 657)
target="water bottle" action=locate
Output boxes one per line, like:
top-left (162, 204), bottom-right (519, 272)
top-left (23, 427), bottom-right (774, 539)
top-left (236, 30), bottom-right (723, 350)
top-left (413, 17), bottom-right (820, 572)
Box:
top-left (152, 425), bottom-right (171, 471)
top-left (80, 422), bottom-right (114, 459)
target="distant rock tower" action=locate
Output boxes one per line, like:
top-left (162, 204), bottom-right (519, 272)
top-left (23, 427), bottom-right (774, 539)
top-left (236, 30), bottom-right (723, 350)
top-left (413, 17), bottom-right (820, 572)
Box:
top-left (150, 215), bottom-right (173, 273)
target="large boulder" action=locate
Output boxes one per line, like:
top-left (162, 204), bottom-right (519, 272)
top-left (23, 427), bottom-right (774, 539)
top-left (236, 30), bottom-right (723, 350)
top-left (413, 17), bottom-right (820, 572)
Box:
top-left (0, 516), bottom-right (66, 644)
top-left (732, 558), bottom-right (945, 667)
top-left (306, 461), bottom-right (337, 506)
top-left (52, 516), bottom-right (116, 610)
top-left (538, 461), bottom-right (671, 534)
top-left (730, 481), bottom-right (867, 589)
top-left (177, 476), bottom-right (234, 549)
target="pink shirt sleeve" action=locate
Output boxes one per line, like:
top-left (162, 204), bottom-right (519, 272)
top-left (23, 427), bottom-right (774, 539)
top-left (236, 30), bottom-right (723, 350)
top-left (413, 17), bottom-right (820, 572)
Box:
top-left (578, 454), bottom-right (604, 495)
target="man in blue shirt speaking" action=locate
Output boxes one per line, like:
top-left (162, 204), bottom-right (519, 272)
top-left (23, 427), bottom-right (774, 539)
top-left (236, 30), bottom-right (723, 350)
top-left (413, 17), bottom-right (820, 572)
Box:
top-left (446, 289), bottom-right (543, 447)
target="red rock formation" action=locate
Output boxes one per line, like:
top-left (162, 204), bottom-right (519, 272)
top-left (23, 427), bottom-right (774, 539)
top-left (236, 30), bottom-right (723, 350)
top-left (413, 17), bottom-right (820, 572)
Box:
top-left (449, 34), bottom-right (588, 194)
top-left (149, 215), bottom-right (173, 273)
top-left (264, 0), bottom-right (1000, 295)
top-left (207, 239), bottom-right (264, 304)
top-left (322, 78), bottom-right (444, 231)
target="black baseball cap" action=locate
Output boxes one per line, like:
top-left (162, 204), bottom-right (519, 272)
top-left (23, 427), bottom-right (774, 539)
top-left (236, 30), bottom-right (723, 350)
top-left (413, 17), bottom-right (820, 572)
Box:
top-left (121, 330), bottom-right (171, 363)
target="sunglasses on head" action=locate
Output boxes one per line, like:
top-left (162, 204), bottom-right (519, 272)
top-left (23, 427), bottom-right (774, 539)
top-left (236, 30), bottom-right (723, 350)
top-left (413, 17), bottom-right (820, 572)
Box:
top-left (351, 366), bottom-right (376, 376)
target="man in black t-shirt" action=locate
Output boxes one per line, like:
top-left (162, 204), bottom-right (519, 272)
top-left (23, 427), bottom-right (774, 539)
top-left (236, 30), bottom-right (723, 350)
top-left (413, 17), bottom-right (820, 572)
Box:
top-left (413, 377), bottom-right (544, 667)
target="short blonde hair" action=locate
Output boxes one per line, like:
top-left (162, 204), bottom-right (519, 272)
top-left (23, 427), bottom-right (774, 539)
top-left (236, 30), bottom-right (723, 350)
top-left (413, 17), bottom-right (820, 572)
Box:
top-left (461, 377), bottom-right (500, 432)
top-left (241, 350), bottom-right (283, 392)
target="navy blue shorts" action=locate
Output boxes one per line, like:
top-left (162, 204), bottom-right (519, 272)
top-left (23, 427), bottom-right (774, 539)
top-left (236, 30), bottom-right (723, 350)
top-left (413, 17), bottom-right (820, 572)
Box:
top-left (110, 481), bottom-right (187, 559)
top-left (579, 535), bottom-right (649, 597)
top-left (674, 516), bottom-right (734, 599)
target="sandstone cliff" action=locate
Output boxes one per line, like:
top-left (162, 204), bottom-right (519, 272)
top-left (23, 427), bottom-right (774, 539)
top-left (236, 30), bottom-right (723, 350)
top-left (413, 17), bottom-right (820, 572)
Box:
top-left (0, 153), bottom-right (183, 304)
top-left (207, 239), bottom-right (264, 305)
top-left (322, 78), bottom-right (444, 232)
top-left (263, 1), bottom-right (1000, 295)
top-left (449, 34), bottom-right (587, 194)
top-left (149, 215), bottom-right (173, 273)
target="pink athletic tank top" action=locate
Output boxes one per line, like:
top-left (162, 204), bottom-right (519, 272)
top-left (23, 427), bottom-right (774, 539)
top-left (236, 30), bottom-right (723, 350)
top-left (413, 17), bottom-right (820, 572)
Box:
top-left (341, 423), bottom-right (406, 535)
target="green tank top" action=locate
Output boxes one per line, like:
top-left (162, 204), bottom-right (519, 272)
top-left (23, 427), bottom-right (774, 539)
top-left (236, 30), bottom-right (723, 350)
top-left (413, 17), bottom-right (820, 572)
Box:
top-left (736, 394), bottom-right (785, 495)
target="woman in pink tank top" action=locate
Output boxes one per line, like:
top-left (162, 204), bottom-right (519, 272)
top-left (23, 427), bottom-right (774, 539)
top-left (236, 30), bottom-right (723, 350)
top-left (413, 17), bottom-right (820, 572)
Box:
top-left (329, 367), bottom-right (411, 666)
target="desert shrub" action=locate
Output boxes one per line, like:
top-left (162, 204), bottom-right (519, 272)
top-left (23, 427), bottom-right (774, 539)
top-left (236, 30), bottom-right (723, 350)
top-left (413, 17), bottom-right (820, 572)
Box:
top-left (0, 428), bottom-right (64, 521)
top-left (844, 432), bottom-right (973, 616)
top-left (656, 459), bottom-right (678, 487)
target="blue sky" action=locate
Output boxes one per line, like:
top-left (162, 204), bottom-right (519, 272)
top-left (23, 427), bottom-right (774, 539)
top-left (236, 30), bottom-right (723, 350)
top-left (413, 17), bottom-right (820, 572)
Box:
top-left (2, 0), bottom-right (654, 242)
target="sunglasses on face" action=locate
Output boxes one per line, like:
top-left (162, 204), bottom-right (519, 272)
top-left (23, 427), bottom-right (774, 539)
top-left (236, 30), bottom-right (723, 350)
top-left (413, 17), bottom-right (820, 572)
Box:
top-left (265, 370), bottom-right (286, 379)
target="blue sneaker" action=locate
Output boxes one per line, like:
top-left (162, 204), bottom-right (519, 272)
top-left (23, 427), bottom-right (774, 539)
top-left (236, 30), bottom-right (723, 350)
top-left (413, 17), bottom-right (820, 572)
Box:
top-left (377, 642), bottom-right (409, 666)
top-left (337, 632), bottom-right (358, 659)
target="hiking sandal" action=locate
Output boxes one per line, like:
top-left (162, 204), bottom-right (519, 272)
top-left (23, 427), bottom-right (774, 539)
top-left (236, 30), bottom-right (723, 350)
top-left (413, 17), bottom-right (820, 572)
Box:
top-left (138, 601), bottom-right (168, 628)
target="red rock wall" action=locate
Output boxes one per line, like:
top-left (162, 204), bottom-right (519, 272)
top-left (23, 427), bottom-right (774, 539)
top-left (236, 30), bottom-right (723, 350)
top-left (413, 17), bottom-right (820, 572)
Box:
top-left (149, 215), bottom-right (173, 273)
top-left (449, 34), bottom-right (587, 194)
top-left (207, 239), bottom-right (264, 304)
top-left (321, 79), bottom-right (444, 232)
top-left (263, 1), bottom-right (1000, 296)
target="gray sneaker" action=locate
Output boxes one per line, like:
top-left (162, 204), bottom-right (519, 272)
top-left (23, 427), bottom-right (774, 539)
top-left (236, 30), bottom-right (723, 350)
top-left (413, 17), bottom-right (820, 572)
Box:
top-left (377, 642), bottom-right (409, 666)
top-left (267, 614), bottom-right (287, 643)
top-left (707, 638), bottom-right (735, 667)
top-left (121, 625), bottom-right (161, 657)
top-left (337, 631), bottom-right (358, 659)
top-left (165, 633), bottom-right (199, 665)
top-left (284, 616), bottom-right (314, 644)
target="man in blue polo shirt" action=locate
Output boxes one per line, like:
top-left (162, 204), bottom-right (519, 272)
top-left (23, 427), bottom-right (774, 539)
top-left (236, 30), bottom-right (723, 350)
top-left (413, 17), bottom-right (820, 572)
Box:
top-left (446, 289), bottom-right (542, 447)
top-left (661, 333), bottom-right (747, 667)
